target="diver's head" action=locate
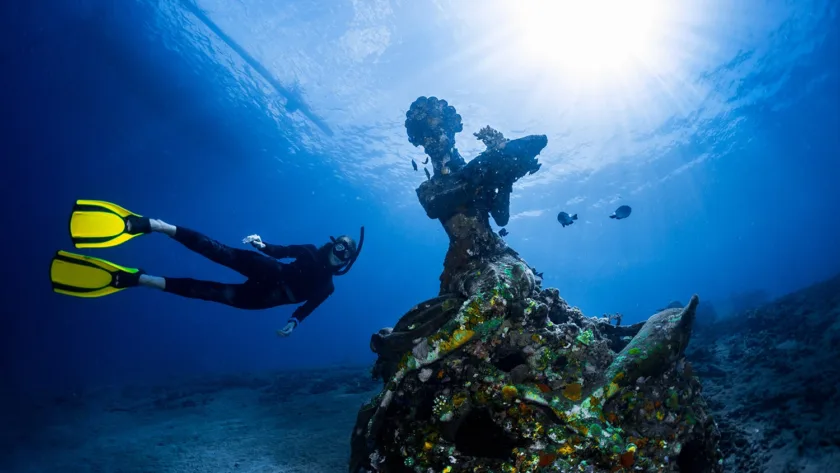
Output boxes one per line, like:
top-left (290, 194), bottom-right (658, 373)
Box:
top-left (327, 227), bottom-right (365, 275)
top-left (328, 235), bottom-right (357, 267)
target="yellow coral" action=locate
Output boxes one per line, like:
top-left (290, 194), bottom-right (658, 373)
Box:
top-left (452, 392), bottom-right (467, 408)
top-left (558, 444), bottom-right (574, 455)
top-left (467, 299), bottom-right (482, 316)
top-left (502, 385), bottom-right (519, 401)
top-left (440, 329), bottom-right (475, 352)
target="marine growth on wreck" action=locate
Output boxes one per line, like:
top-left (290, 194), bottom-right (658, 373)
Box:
top-left (349, 97), bottom-right (723, 473)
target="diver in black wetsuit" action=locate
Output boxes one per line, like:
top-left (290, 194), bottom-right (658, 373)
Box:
top-left (134, 219), bottom-right (364, 336)
top-left (50, 200), bottom-right (364, 336)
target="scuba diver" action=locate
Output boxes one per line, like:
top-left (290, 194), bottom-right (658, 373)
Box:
top-left (49, 200), bottom-right (364, 336)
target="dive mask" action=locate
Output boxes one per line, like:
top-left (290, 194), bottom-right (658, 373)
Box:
top-left (329, 226), bottom-right (365, 275)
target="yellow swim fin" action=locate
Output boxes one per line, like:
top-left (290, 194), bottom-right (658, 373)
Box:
top-left (69, 199), bottom-right (150, 249)
top-left (50, 250), bottom-right (142, 298)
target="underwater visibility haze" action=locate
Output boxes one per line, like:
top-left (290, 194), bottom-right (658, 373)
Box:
top-left (1, 0), bottom-right (839, 472)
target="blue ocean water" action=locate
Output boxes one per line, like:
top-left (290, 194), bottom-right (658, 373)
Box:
top-left (2, 0), bottom-right (838, 408)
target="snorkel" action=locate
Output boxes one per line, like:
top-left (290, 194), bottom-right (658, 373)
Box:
top-left (331, 226), bottom-right (365, 276)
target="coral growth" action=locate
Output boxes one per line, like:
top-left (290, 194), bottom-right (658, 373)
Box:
top-left (352, 286), bottom-right (722, 472)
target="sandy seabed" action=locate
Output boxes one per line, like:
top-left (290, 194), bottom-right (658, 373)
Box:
top-left (1, 367), bottom-right (377, 473)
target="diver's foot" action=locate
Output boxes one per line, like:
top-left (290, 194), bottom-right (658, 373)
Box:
top-left (126, 217), bottom-right (176, 236)
top-left (125, 215), bottom-right (176, 236)
top-left (125, 216), bottom-right (152, 234)
top-left (113, 269), bottom-right (144, 288)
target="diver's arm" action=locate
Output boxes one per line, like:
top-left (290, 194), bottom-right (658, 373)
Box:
top-left (260, 243), bottom-right (317, 260)
top-left (290, 289), bottom-right (331, 324)
top-left (242, 234), bottom-right (316, 260)
top-left (276, 288), bottom-right (333, 337)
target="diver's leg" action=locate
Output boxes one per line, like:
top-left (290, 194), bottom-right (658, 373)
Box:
top-left (162, 278), bottom-right (241, 307)
top-left (141, 223), bottom-right (283, 279)
top-left (138, 273), bottom-right (237, 305)
top-left (126, 218), bottom-right (176, 236)
top-left (154, 278), bottom-right (288, 309)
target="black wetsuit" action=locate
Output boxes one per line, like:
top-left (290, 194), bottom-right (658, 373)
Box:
top-left (163, 227), bottom-right (335, 323)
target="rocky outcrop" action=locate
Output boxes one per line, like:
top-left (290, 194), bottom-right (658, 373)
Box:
top-left (687, 274), bottom-right (840, 473)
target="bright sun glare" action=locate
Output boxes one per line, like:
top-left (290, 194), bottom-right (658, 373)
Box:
top-left (507, 0), bottom-right (672, 81)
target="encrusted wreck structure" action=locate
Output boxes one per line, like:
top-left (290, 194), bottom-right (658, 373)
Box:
top-left (350, 97), bottom-right (723, 473)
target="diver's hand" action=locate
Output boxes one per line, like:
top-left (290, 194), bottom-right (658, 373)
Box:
top-left (242, 234), bottom-right (266, 249)
top-left (276, 318), bottom-right (299, 337)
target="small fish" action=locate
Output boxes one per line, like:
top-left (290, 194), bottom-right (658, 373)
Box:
top-left (424, 167), bottom-right (431, 180)
top-left (499, 228), bottom-right (509, 237)
top-left (423, 157), bottom-right (429, 165)
top-left (411, 159), bottom-right (418, 171)
top-left (557, 211), bottom-right (578, 227)
top-left (610, 205), bottom-right (632, 220)
top-left (535, 271), bottom-right (544, 279)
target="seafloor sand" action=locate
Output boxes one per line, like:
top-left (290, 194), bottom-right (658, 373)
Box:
top-left (1, 367), bottom-right (379, 473)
